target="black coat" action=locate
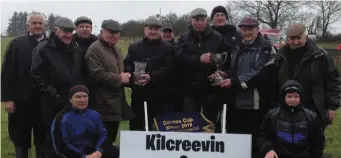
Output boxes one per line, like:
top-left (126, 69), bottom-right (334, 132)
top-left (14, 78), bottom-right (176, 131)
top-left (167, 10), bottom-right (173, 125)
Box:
top-left (276, 39), bottom-right (341, 125)
top-left (72, 34), bottom-right (97, 57)
top-left (177, 26), bottom-right (224, 95)
top-left (30, 33), bottom-right (85, 125)
top-left (124, 37), bottom-right (173, 105)
top-left (1, 34), bottom-right (45, 105)
top-left (258, 80), bottom-right (325, 158)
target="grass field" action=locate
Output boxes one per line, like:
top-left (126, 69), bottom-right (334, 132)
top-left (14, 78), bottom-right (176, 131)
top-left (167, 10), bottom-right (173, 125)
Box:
top-left (1, 36), bottom-right (341, 158)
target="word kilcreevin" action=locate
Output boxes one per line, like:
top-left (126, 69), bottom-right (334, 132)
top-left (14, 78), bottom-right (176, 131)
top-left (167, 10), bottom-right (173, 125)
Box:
top-left (146, 134), bottom-right (225, 153)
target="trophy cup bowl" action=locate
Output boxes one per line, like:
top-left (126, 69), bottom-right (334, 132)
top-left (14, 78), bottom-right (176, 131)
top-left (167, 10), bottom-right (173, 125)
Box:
top-left (210, 53), bottom-right (228, 85)
top-left (133, 61), bottom-right (147, 85)
top-left (210, 54), bottom-right (224, 66)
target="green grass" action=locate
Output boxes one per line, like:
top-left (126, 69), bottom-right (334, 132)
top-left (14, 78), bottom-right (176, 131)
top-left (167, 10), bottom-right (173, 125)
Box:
top-left (318, 42), bottom-right (339, 49)
top-left (1, 37), bottom-right (341, 158)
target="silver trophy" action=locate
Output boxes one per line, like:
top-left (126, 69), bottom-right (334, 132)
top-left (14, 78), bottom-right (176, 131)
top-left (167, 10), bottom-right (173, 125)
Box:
top-left (133, 61), bottom-right (147, 85)
top-left (210, 52), bottom-right (228, 85)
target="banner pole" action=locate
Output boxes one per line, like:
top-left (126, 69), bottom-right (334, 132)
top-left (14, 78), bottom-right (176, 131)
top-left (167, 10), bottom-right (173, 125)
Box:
top-left (222, 104), bottom-right (227, 134)
top-left (144, 101), bottom-right (149, 132)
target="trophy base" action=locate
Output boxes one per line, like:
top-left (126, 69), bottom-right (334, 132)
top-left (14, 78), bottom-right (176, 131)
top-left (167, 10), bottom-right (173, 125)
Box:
top-left (211, 75), bottom-right (224, 86)
top-left (133, 72), bottom-right (145, 85)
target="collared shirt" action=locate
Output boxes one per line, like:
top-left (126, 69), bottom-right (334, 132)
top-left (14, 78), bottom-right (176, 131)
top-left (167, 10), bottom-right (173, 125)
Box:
top-left (30, 33), bottom-right (45, 42)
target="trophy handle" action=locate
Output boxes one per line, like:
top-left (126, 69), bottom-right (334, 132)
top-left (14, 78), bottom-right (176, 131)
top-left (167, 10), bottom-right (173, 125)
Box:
top-left (221, 52), bottom-right (228, 65)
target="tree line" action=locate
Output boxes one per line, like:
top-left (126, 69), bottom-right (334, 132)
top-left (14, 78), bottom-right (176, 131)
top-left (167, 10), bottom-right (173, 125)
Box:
top-left (5, 1), bottom-right (341, 41)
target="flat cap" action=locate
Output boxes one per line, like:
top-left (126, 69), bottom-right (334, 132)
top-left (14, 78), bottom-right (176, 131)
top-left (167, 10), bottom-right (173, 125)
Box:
top-left (162, 24), bottom-right (173, 31)
top-left (191, 8), bottom-right (207, 17)
top-left (54, 17), bottom-right (76, 30)
top-left (144, 16), bottom-right (162, 27)
top-left (238, 17), bottom-right (259, 27)
top-left (286, 23), bottom-right (306, 37)
top-left (74, 16), bottom-right (92, 26)
top-left (101, 19), bottom-right (121, 32)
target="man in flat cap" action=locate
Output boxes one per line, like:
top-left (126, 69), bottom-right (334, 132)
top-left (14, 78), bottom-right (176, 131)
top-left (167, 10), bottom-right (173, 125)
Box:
top-left (161, 24), bottom-right (183, 112)
top-left (177, 8), bottom-right (225, 124)
top-left (30, 16), bottom-right (85, 158)
top-left (276, 23), bottom-right (340, 130)
top-left (73, 16), bottom-right (97, 56)
top-left (85, 19), bottom-right (134, 157)
top-left (161, 24), bottom-right (176, 44)
top-left (124, 16), bottom-right (174, 131)
top-left (2, 11), bottom-right (46, 158)
top-left (218, 17), bottom-right (277, 157)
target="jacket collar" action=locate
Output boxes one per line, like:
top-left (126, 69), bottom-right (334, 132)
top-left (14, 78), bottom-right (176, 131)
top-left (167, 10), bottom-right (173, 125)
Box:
top-left (70, 105), bottom-right (88, 114)
top-left (142, 36), bottom-right (162, 46)
top-left (47, 32), bottom-right (74, 49)
top-left (27, 32), bottom-right (47, 42)
top-left (279, 39), bottom-right (320, 60)
top-left (212, 24), bottom-right (237, 35)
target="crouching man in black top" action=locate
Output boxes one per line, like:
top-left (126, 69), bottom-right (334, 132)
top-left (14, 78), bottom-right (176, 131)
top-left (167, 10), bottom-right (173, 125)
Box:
top-left (258, 80), bottom-right (325, 158)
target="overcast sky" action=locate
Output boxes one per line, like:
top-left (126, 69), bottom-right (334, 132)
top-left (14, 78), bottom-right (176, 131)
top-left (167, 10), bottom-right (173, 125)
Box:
top-left (1, 0), bottom-right (341, 35)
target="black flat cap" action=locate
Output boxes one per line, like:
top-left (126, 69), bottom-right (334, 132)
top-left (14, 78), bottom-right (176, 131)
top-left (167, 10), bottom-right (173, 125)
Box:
top-left (74, 16), bottom-right (92, 26)
top-left (144, 16), bottom-right (162, 27)
top-left (54, 17), bottom-right (76, 30)
top-left (238, 17), bottom-right (259, 27)
top-left (101, 19), bottom-right (121, 32)
top-left (162, 24), bottom-right (173, 32)
top-left (191, 8), bottom-right (207, 18)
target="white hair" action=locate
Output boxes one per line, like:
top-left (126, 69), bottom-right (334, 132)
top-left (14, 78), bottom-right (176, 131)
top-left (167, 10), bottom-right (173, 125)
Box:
top-left (302, 28), bottom-right (308, 36)
top-left (26, 12), bottom-right (46, 25)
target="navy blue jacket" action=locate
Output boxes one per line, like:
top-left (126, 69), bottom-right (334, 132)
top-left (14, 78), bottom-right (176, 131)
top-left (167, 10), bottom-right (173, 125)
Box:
top-left (51, 107), bottom-right (107, 158)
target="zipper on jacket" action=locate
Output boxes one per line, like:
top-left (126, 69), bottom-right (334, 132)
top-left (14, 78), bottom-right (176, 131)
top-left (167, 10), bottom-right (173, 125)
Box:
top-left (293, 56), bottom-right (310, 79)
top-left (198, 35), bottom-right (201, 47)
top-left (291, 108), bottom-right (294, 146)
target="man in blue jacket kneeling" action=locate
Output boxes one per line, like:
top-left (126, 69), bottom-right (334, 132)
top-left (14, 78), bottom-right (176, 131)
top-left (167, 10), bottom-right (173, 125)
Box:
top-left (51, 85), bottom-right (112, 158)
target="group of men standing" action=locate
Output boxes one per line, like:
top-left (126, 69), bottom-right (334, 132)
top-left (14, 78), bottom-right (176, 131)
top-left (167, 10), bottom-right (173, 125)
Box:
top-left (2, 5), bottom-right (340, 158)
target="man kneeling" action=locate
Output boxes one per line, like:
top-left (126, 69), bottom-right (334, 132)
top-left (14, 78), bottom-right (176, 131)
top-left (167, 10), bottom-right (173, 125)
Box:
top-left (51, 85), bottom-right (110, 158)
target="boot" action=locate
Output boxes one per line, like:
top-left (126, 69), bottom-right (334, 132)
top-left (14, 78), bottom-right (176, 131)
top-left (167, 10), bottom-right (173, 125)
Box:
top-left (15, 147), bottom-right (28, 158)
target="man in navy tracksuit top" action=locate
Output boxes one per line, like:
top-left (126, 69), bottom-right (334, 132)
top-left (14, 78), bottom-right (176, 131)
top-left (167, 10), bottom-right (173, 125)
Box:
top-left (51, 85), bottom-right (115, 158)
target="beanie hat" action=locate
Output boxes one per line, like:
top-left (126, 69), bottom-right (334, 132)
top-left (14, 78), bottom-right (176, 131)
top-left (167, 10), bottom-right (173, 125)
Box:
top-left (211, 5), bottom-right (228, 19)
top-left (69, 85), bottom-right (89, 99)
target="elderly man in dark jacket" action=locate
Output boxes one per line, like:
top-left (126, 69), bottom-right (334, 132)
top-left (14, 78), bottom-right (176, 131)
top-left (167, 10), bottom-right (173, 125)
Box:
top-left (209, 5), bottom-right (243, 132)
top-left (177, 8), bottom-right (225, 119)
top-left (124, 16), bottom-right (174, 131)
top-left (218, 17), bottom-right (277, 158)
top-left (73, 16), bottom-right (98, 56)
top-left (276, 23), bottom-right (341, 129)
top-left (1, 12), bottom-right (46, 158)
top-left (85, 19), bottom-right (134, 156)
top-left (30, 17), bottom-right (84, 158)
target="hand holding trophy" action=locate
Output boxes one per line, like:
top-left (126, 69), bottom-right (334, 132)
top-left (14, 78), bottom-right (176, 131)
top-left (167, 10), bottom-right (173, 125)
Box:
top-left (133, 61), bottom-right (147, 86)
top-left (208, 52), bottom-right (228, 86)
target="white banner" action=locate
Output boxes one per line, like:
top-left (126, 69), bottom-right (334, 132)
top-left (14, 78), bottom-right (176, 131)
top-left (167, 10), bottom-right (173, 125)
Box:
top-left (120, 131), bottom-right (251, 158)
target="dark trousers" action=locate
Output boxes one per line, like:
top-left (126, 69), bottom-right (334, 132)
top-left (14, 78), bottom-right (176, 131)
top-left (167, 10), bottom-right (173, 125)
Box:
top-left (130, 98), bottom-right (172, 131)
top-left (227, 109), bottom-right (263, 158)
top-left (102, 121), bottom-right (120, 158)
top-left (42, 127), bottom-right (60, 158)
top-left (202, 91), bottom-right (227, 133)
top-left (168, 89), bottom-right (184, 112)
top-left (183, 95), bottom-right (206, 112)
top-left (8, 103), bottom-right (45, 158)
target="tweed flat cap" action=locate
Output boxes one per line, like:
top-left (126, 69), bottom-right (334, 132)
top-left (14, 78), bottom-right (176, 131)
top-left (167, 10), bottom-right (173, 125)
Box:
top-left (286, 23), bottom-right (306, 37)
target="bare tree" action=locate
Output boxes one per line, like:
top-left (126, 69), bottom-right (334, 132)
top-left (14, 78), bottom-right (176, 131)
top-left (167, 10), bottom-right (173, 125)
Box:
top-left (232, 1), bottom-right (304, 29)
top-left (225, 3), bottom-right (245, 26)
top-left (162, 12), bottom-right (178, 25)
top-left (309, 1), bottom-right (341, 38)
